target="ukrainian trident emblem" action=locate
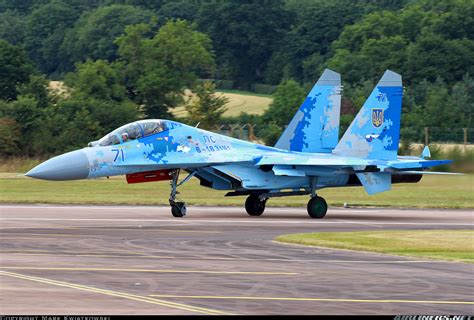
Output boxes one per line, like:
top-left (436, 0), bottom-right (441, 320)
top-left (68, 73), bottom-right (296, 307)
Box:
top-left (372, 108), bottom-right (384, 128)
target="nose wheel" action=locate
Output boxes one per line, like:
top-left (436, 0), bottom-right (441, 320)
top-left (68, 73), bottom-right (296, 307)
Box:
top-left (168, 169), bottom-right (196, 218)
top-left (170, 201), bottom-right (186, 217)
top-left (307, 196), bottom-right (328, 218)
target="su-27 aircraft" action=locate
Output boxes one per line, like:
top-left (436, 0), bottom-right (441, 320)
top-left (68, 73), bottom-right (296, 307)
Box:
top-left (26, 69), bottom-right (454, 218)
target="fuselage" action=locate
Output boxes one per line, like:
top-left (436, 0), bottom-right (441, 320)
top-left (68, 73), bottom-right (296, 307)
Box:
top-left (26, 119), bottom-right (424, 193)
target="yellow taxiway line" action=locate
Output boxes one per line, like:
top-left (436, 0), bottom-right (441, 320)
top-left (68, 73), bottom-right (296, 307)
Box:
top-left (148, 294), bottom-right (474, 305)
top-left (0, 266), bottom-right (297, 276)
top-left (0, 271), bottom-right (232, 315)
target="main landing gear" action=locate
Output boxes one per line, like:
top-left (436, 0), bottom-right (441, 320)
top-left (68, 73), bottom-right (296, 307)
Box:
top-left (306, 176), bottom-right (327, 219)
top-left (243, 192), bottom-right (328, 219)
top-left (169, 169), bottom-right (196, 218)
top-left (245, 194), bottom-right (267, 216)
top-left (307, 196), bottom-right (328, 219)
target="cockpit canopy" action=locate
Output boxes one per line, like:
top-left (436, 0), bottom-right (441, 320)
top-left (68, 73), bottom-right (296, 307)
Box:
top-left (95, 120), bottom-right (168, 147)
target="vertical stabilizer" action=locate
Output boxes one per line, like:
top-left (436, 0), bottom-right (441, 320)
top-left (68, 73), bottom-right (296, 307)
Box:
top-left (333, 70), bottom-right (403, 160)
top-left (274, 69), bottom-right (342, 153)
top-left (421, 146), bottom-right (431, 158)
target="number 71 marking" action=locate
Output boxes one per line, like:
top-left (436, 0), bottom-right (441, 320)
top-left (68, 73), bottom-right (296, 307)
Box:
top-left (112, 149), bottom-right (125, 162)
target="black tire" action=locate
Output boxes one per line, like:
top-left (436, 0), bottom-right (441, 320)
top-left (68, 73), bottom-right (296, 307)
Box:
top-left (171, 202), bottom-right (186, 217)
top-left (245, 194), bottom-right (266, 216)
top-left (307, 196), bottom-right (328, 219)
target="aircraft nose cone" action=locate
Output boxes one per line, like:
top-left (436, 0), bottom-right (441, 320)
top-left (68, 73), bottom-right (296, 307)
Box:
top-left (26, 149), bottom-right (90, 181)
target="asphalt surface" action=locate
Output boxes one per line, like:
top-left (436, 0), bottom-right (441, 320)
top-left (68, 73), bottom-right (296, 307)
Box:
top-left (0, 204), bottom-right (472, 315)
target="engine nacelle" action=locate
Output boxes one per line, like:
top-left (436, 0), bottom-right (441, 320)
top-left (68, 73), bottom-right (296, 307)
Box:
top-left (391, 173), bottom-right (423, 184)
top-left (345, 173), bottom-right (423, 187)
top-left (126, 169), bottom-right (173, 184)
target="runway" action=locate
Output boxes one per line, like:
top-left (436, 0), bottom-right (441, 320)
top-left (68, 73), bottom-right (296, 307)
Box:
top-left (0, 204), bottom-right (472, 315)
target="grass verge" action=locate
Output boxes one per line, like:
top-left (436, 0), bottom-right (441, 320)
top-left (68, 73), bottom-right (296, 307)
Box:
top-left (275, 230), bottom-right (474, 263)
top-left (0, 173), bottom-right (472, 208)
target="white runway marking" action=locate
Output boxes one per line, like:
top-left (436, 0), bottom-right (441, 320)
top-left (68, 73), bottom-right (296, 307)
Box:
top-left (0, 204), bottom-right (382, 213)
top-left (0, 217), bottom-right (472, 226)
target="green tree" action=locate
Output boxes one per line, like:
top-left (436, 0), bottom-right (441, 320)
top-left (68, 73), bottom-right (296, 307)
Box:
top-left (25, 0), bottom-right (80, 74)
top-left (260, 122), bottom-right (283, 147)
top-left (63, 59), bottom-right (140, 134)
top-left (267, 1), bottom-right (365, 84)
top-left (102, 0), bottom-right (166, 11)
top-left (259, 79), bottom-right (305, 145)
top-left (343, 79), bottom-right (376, 115)
top-left (116, 19), bottom-right (215, 118)
top-left (0, 40), bottom-right (35, 101)
top-left (60, 4), bottom-right (154, 71)
top-left (197, 0), bottom-right (291, 86)
top-left (157, 1), bottom-right (199, 22)
top-left (401, 75), bottom-right (474, 142)
top-left (185, 82), bottom-right (228, 129)
top-left (0, 117), bottom-right (21, 155)
top-left (17, 74), bottom-right (51, 108)
top-left (450, 74), bottom-right (474, 128)
top-left (405, 34), bottom-right (474, 84)
top-left (262, 79), bottom-right (305, 127)
top-left (0, 0), bottom-right (49, 14)
top-left (327, 0), bottom-right (474, 85)
top-left (65, 59), bottom-right (126, 102)
top-left (266, 0), bottom-right (411, 84)
top-left (29, 100), bottom-right (104, 153)
top-left (0, 95), bottom-right (44, 155)
top-left (0, 10), bottom-right (27, 45)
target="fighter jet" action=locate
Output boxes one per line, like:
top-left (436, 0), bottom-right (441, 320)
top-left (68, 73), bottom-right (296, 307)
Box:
top-left (26, 69), bottom-right (453, 218)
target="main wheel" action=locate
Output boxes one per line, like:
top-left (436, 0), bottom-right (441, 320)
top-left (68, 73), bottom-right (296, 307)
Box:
top-left (171, 202), bottom-right (186, 217)
top-left (245, 194), bottom-right (266, 216)
top-left (307, 196), bottom-right (328, 219)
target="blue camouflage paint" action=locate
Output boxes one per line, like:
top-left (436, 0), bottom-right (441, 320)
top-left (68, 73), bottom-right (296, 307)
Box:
top-left (275, 69), bottom-right (341, 153)
top-left (26, 70), bottom-right (454, 196)
top-left (333, 70), bottom-right (403, 160)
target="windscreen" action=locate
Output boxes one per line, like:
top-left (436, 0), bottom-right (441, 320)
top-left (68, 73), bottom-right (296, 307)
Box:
top-left (97, 120), bottom-right (167, 146)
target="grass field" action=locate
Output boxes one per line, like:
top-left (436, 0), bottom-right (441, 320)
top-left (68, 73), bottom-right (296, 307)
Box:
top-left (275, 230), bottom-right (474, 263)
top-left (172, 90), bottom-right (273, 118)
top-left (0, 173), bottom-right (472, 208)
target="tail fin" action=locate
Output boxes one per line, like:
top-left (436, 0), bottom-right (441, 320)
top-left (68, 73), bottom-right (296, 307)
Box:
top-left (274, 69), bottom-right (341, 153)
top-left (333, 70), bottom-right (403, 160)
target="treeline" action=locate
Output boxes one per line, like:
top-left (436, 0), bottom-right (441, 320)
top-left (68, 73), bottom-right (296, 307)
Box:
top-left (0, 19), bottom-right (214, 155)
top-left (0, 0), bottom-right (473, 157)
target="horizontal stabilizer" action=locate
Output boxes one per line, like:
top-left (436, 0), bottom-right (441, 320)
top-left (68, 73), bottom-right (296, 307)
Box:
top-left (356, 172), bottom-right (391, 195)
top-left (388, 159), bottom-right (453, 170)
top-left (255, 154), bottom-right (370, 167)
top-left (392, 171), bottom-right (463, 175)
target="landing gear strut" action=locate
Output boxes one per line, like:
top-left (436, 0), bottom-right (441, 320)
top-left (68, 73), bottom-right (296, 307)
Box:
top-left (169, 169), bottom-right (197, 218)
top-left (307, 196), bottom-right (328, 219)
top-left (245, 194), bottom-right (267, 216)
top-left (306, 176), bottom-right (327, 219)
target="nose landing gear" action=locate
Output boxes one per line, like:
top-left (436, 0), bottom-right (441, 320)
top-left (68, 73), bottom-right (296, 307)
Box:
top-left (169, 169), bottom-right (196, 218)
top-left (170, 201), bottom-right (186, 217)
